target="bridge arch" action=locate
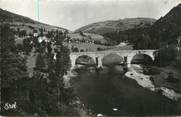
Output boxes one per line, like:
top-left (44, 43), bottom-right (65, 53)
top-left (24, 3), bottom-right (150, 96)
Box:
top-left (75, 55), bottom-right (96, 66)
top-left (130, 53), bottom-right (154, 65)
top-left (102, 53), bottom-right (124, 66)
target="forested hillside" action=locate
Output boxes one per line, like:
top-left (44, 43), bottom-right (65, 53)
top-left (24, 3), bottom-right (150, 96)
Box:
top-left (0, 24), bottom-right (78, 116)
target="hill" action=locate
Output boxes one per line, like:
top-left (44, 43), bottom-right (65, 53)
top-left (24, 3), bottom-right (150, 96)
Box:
top-left (102, 4), bottom-right (181, 49)
top-left (150, 3), bottom-right (181, 45)
top-left (0, 8), bottom-right (69, 34)
top-left (75, 18), bottom-right (156, 35)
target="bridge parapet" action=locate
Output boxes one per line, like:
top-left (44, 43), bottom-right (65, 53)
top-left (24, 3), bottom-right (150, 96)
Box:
top-left (70, 50), bottom-right (156, 55)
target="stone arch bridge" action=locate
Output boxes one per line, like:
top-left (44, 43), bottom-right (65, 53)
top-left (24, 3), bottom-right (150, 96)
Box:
top-left (70, 50), bottom-right (156, 69)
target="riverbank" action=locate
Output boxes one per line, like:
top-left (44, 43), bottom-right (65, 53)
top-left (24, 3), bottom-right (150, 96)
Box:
top-left (125, 64), bottom-right (181, 101)
top-left (152, 66), bottom-right (181, 93)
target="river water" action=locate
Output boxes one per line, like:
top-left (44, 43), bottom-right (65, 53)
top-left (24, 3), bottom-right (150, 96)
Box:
top-left (69, 65), bottom-right (181, 116)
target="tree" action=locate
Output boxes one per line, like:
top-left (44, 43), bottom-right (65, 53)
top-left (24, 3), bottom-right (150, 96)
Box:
top-left (39, 27), bottom-right (44, 37)
top-left (79, 31), bottom-right (84, 36)
top-left (72, 47), bottom-right (79, 52)
top-left (23, 38), bottom-right (33, 54)
top-left (176, 36), bottom-right (181, 65)
top-left (35, 53), bottom-right (46, 70)
top-left (1, 24), bottom-right (16, 53)
top-left (55, 46), bottom-right (71, 77)
top-left (80, 49), bottom-right (84, 52)
top-left (97, 47), bottom-right (102, 51)
top-left (47, 42), bottom-right (52, 53)
top-left (155, 45), bottom-right (177, 66)
top-left (1, 24), bottom-right (29, 115)
top-left (19, 30), bottom-right (27, 37)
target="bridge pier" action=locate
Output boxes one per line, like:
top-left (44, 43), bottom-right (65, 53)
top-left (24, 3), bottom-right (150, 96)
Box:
top-left (127, 63), bottom-right (131, 68)
top-left (97, 57), bottom-right (103, 68)
top-left (70, 55), bottom-right (76, 70)
top-left (126, 55), bottom-right (133, 69)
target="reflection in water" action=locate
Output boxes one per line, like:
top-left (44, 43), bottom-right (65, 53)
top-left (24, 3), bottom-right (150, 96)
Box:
top-left (70, 65), bottom-right (181, 116)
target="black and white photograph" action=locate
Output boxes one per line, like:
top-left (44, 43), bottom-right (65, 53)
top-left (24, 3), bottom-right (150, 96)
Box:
top-left (0, 0), bottom-right (181, 116)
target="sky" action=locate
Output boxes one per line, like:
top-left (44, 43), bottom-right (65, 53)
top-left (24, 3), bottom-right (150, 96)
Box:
top-left (0, 0), bottom-right (181, 31)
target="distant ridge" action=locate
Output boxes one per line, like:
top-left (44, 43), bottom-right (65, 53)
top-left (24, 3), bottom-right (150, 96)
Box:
top-left (75, 18), bottom-right (156, 35)
top-left (0, 8), bottom-right (69, 32)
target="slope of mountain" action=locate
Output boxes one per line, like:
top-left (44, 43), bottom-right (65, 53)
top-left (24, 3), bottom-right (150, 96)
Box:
top-left (0, 8), bottom-right (69, 33)
top-left (75, 18), bottom-right (156, 35)
top-left (102, 4), bottom-right (181, 49)
top-left (150, 3), bottom-right (181, 45)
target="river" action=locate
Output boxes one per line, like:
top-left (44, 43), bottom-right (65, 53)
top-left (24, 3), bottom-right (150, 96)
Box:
top-left (69, 65), bottom-right (181, 116)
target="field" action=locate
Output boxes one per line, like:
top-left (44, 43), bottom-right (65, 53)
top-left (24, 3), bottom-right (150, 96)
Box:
top-left (64, 42), bottom-right (132, 52)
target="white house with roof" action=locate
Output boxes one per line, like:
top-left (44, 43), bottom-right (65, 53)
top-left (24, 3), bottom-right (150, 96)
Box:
top-left (38, 36), bottom-right (49, 43)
